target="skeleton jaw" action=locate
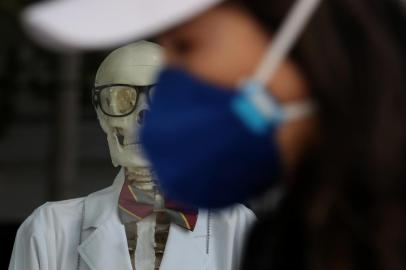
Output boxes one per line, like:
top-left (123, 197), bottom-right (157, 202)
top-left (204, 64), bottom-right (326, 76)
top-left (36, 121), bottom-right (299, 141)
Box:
top-left (105, 130), bottom-right (154, 190)
top-left (107, 129), bottom-right (150, 167)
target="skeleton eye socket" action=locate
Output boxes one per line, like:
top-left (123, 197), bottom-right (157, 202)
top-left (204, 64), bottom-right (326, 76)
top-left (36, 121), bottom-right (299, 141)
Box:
top-left (99, 85), bottom-right (138, 116)
top-left (115, 87), bottom-right (137, 113)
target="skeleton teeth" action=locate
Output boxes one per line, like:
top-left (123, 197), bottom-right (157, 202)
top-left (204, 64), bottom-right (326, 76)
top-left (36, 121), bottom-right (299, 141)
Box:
top-left (133, 170), bottom-right (151, 176)
top-left (123, 143), bottom-right (144, 153)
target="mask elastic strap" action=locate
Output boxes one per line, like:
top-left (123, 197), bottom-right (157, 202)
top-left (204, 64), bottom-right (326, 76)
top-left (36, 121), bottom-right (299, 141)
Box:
top-left (233, 0), bottom-right (322, 134)
top-left (253, 0), bottom-right (322, 84)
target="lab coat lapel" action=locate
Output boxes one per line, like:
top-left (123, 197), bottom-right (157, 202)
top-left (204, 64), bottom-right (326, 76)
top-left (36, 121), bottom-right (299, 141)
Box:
top-left (78, 221), bottom-right (132, 270)
top-left (160, 210), bottom-right (210, 270)
top-left (78, 169), bottom-right (132, 270)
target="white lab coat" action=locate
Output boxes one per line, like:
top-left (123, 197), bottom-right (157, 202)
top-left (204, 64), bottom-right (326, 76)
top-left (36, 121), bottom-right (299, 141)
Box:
top-left (9, 169), bottom-right (256, 270)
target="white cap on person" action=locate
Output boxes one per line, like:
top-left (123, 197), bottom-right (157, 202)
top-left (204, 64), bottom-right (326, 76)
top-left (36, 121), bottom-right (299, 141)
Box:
top-left (22, 0), bottom-right (223, 51)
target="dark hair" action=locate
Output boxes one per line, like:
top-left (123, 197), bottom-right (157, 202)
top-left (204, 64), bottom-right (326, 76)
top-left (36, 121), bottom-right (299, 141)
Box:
top-left (237, 0), bottom-right (406, 269)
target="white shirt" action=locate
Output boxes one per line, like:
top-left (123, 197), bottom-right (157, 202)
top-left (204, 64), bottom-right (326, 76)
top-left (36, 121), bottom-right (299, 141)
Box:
top-left (9, 169), bottom-right (256, 270)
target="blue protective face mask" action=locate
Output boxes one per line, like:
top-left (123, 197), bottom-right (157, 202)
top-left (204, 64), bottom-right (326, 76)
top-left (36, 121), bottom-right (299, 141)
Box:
top-left (141, 68), bottom-right (283, 208)
top-left (141, 0), bottom-right (320, 208)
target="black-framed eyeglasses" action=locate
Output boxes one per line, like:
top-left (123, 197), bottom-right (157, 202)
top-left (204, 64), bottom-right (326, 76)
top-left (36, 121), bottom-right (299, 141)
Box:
top-left (92, 84), bottom-right (156, 117)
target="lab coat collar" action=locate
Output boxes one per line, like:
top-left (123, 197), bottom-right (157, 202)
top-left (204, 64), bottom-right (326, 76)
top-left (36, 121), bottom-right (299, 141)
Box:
top-left (79, 168), bottom-right (131, 270)
top-left (82, 168), bottom-right (125, 230)
top-left (78, 168), bottom-right (209, 270)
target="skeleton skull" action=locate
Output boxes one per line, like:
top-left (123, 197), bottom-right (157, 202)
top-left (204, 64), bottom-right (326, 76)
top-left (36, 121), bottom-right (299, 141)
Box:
top-left (93, 41), bottom-right (163, 172)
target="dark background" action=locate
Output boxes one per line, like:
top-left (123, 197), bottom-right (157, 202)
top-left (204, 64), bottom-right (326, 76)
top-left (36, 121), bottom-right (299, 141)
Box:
top-left (0, 1), bottom-right (118, 267)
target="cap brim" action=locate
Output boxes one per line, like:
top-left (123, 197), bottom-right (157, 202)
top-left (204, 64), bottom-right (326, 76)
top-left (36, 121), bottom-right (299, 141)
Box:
top-left (22, 0), bottom-right (223, 51)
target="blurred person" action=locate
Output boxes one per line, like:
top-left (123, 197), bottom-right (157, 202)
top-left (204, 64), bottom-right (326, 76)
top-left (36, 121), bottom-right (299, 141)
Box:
top-left (8, 41), bottom-right (255, 270)
top-left (21, 0), bottom-right (406, 270)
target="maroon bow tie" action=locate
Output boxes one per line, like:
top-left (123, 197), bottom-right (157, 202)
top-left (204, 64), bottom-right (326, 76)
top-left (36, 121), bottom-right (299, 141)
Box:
top-left (118, 181), bottom-right (198, 231)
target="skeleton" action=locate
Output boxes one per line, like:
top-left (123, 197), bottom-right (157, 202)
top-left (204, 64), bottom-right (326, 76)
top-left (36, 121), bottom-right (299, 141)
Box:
top-left (8, 41), bottom-right (253, 270)
top-left (93, 41), bottom-right (168, 269)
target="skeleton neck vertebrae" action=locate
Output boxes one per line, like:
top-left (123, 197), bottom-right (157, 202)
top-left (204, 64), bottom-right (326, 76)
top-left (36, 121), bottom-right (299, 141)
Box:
top-left (125, 166), bottom-right (156, 191)
top-left (124, 166), bottom-right (169, 270)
